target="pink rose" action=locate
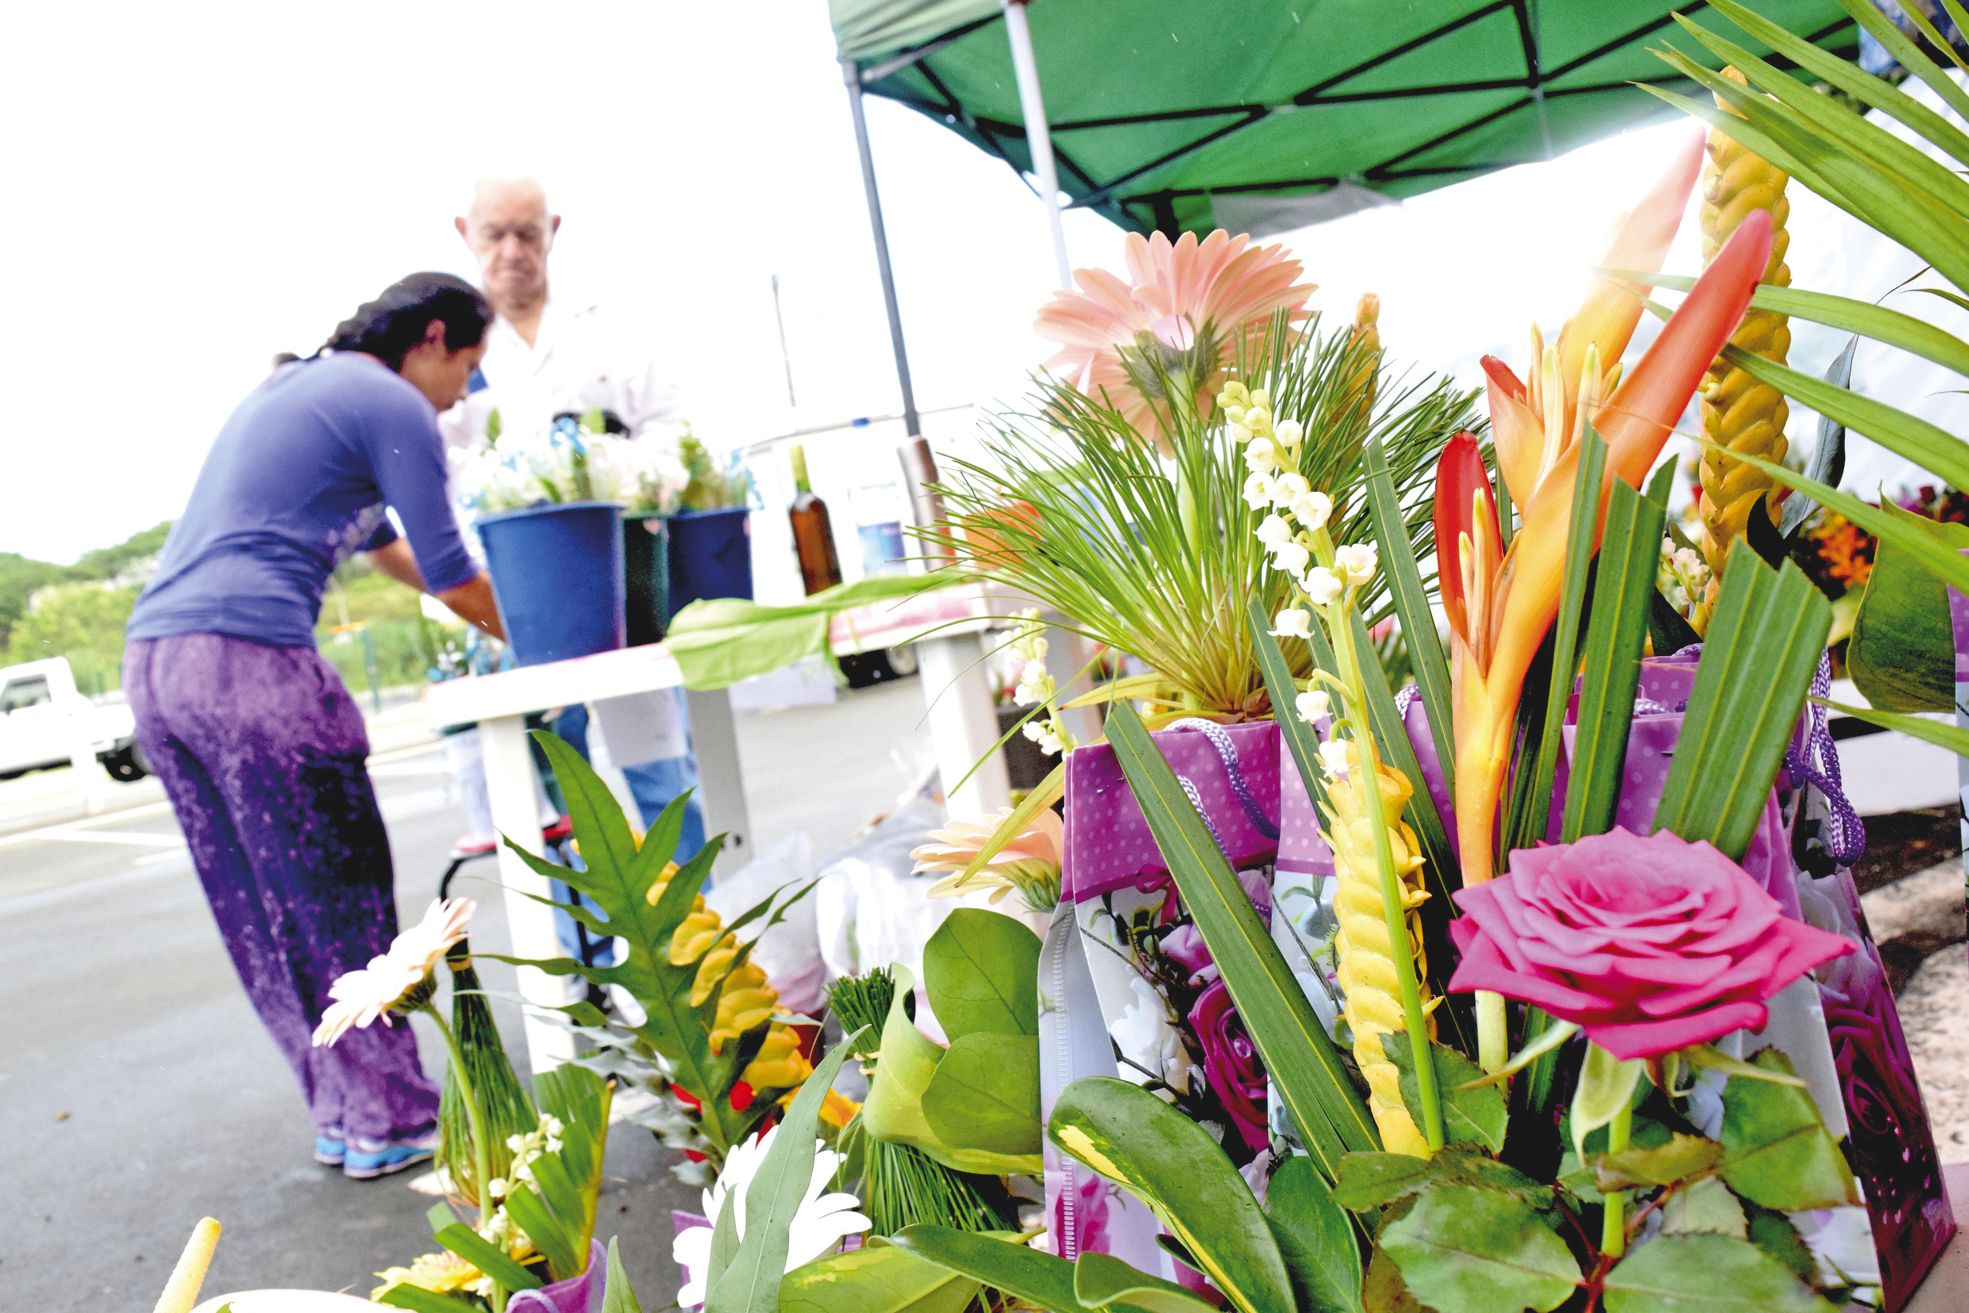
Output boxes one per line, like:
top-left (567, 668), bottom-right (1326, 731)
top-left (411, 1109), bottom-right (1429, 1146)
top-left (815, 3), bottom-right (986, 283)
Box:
top-left (1446, 827), bottom-right (1854, 1061)
top-left (1188, 979), bottom-right (1269, 1152)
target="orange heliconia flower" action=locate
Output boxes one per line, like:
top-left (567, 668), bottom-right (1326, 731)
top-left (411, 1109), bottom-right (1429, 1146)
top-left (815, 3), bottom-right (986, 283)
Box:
top-left (1437, 136), bottom-right (1771, 895)
top-left (1035, 229), bottom-right (1315, 449)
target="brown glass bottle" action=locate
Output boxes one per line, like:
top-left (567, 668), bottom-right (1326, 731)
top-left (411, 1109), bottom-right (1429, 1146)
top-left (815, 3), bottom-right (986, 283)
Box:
top-left (788, 444), bottom-right (842, 595)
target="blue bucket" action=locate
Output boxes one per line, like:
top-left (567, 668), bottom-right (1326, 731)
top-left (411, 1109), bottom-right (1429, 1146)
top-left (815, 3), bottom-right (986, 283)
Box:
top-left (666, 508), bottom-right (753, 619)
top-left (477, 501), bottom-right (626, 666)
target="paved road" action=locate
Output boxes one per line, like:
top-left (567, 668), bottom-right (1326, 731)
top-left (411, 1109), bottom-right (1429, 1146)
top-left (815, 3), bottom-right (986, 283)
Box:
top-left (2, 679), bottom-right (933, 1309)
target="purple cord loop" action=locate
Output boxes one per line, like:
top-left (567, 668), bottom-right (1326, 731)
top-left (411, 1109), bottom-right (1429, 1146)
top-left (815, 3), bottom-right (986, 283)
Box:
top-left (1394, 683), bottom-right (1422, 718)
top-left (1175, 773), bottom-right (1230, 856)
top-left (1788, 653), bottom-right (1867, 864)
top-left (1165, 718), bottom-right (1280, 840)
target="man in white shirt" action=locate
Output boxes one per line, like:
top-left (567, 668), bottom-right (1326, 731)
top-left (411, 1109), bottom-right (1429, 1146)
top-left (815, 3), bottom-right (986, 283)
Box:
top-left (444, 177), bottom-right (706, 963)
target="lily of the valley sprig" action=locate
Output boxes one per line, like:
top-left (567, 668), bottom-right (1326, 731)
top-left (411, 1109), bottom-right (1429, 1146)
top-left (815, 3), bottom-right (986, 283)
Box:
top-left (1436, 136), bottom-right (1773, 1071)
top-left (1233, 375), bottom-right (1444, 1154)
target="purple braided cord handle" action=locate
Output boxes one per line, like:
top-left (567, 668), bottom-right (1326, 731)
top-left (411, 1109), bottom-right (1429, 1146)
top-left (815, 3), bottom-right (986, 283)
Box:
top-left (1791, 653), bottom-right (1866, 864)
top-left (1176, 773), bottom-right (1230, 857)
top-left (1165, 717), bottom-right (1280, 840)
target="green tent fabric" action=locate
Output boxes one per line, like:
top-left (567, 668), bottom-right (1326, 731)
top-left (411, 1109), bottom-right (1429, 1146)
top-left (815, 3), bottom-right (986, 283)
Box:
top-left (831, 0), bottom-right (1860, 236)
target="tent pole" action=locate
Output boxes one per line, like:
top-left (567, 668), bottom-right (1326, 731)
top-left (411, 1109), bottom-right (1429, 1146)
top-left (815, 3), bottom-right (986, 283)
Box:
top-left (840, 56), bottom-right (944, 534)
top-left (1002, 0), bottom-right (1071, 288)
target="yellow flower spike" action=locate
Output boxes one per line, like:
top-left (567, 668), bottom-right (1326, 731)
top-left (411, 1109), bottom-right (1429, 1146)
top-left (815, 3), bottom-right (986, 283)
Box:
top-left (1694, 65), bottom-right (1792, 635)
top-left (671, 901), bottom-right (723, 967)
top-left (742, 1026), bottom-right (812, 1090)
top-left (1322, 740), bottom-right (1435, 1157)
top-left (646, 866), bottom-right (799, 1062)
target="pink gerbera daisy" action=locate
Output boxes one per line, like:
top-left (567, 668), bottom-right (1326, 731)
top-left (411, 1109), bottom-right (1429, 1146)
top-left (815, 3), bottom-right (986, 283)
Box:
top-left (1035, 229), bottom-right (1314, 449)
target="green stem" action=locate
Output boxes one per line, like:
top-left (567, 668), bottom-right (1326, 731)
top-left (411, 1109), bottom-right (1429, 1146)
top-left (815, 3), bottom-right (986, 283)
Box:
top-left (1477, 994), bottom-right (1509, 1074)
top-left (421, 1004), bottom-right (494, 1232)
top-left (1600, 1100), bottom-right (1634, 1258)
top-left (1323, 562), bottom-right (1444, 1153)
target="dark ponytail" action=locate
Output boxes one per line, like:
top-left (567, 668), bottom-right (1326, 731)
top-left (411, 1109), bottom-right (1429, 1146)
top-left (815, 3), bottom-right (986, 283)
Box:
top-left (317, 272), bottom-right (493, 370)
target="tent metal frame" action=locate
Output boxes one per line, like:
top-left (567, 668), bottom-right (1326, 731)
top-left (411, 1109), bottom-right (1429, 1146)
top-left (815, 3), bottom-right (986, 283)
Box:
top-left (850, 3), bottom-right (1857, 236)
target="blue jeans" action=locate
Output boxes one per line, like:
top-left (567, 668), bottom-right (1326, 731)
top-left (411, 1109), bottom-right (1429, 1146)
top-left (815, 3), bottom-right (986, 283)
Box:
top-left (550, 699), bottom-right (707, 965)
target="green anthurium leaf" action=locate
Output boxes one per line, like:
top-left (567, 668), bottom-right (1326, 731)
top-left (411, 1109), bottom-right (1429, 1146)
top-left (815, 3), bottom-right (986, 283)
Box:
top-left (1332, 1148), bottom-right (1546, 1212)
top-left (861, 967), bottom-right (1042, 1177)
top-left (1716, 1050), bottom-right (1859, 1213)
top-left (1074, 1251), bottom-right (1219, 1312)
top-left (600, 1237), bottom-right (643, 1313)
top-left (920, 1032), bottom-right (1042, 1157)
top-left (1569, 1045), bottom-right (1645, 1167)
top-left (1105, 698), bottom-right (1379, 1183)
top-left (1049, 1076), bottom-right (1295, 1313)
top-left (888, 1227), bottom-right (1079, 1311)
top-left (1602, 1234), bottom-right (1836, 1312)
top-left (1381, 1184), bottom-right (1580, 1313)
top-left (777, 1240), bottom-right (982, 1313)
top-left (1384, 1034), bottom-right (1505, 1154)
top-left (1650, 545), bottom-right (1833, 861)
top-left (706, 1034), bottom-right (862, 1313)
top-left (1660, 1177), bottom-right (1749, 1239)
top-left (1849, 502), bottom-right (1969, 713)
top-left (1263, 1154), bottom-right (1363, 1313)
top-left (921, 909), bottom-right (1040, 1040)
top-left (1593, 1133), bottom-right (1722, 1192)
top-left (664, 572), bottom-right (956, 691)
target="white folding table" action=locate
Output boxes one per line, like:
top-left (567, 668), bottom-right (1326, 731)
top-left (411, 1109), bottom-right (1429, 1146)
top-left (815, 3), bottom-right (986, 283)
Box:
top-left (421, 586), bottom-right (1009, 1072)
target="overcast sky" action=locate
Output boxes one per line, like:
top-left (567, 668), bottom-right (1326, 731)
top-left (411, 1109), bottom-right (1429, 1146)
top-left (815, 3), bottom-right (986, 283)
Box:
top-left (1, 1), bottom-right (1842, 566)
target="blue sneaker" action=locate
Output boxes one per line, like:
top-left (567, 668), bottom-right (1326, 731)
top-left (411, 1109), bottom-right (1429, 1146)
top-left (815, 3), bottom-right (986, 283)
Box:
top-left (313, 1128), bottom-right (346, 1167)
top-left (343, 1128), bottom-right (437, 1180)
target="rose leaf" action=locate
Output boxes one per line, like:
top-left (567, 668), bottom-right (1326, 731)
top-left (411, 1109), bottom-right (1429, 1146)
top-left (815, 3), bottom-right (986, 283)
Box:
top-left (1659, 1177), bottom-right (1748, 1238)
top-left (1385, 1034), bottom-right (1506, 1154)
top-left (1744, 1204), bottom-right (1821, 1287)
top-left (1381, 1185), bottom-right (1579, 1313)
top-left (1602, 1235), bottom-right (1836, 1312)
top-left (1593, 1133), bottom-right (1723, 1191)
top-left (1333, 1149), bottom-right (1546, 1212)
top-left (1716, 1050), bottom-right (1859, 1212)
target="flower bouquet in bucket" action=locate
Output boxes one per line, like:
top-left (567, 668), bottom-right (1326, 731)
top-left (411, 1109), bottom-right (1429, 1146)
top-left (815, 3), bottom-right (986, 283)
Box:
top-left (450, 407), bottom-right (693, 661)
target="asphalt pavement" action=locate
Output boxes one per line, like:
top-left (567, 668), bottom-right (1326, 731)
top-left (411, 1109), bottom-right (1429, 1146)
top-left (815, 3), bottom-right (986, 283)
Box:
top-left (1, 678), bottom-right (934, 1310)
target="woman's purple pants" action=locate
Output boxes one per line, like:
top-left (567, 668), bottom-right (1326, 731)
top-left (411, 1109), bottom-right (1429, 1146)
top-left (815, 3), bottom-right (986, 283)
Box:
top-left (125, 634), bottom-right (438, 1143)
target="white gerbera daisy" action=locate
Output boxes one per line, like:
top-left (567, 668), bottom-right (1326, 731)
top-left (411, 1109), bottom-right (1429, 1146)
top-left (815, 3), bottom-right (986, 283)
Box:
top-left (311, 898), bottom-right (475, 1047)
top-left (672, 1125), bottom-right (870, 1309)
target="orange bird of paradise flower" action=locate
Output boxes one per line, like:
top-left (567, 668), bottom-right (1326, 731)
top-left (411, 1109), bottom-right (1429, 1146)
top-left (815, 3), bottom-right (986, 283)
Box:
top-left (1434, 135), bottom-right (1772, 912)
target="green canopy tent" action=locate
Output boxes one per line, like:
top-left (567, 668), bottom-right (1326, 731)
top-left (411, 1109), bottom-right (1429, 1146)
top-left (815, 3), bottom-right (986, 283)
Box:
top-left (827, 0), bottom-right (1860, 457)
top-left (835, 0), bottom-right (1859, 236)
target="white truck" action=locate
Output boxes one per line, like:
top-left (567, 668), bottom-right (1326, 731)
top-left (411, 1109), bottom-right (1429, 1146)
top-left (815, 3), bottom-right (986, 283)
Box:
top-left (0, 657), bottom-right (149, 781)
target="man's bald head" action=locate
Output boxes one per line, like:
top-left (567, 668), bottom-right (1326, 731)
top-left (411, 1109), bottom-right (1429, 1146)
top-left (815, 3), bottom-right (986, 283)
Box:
top-left (456, 177), bottom-right (559, 316)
